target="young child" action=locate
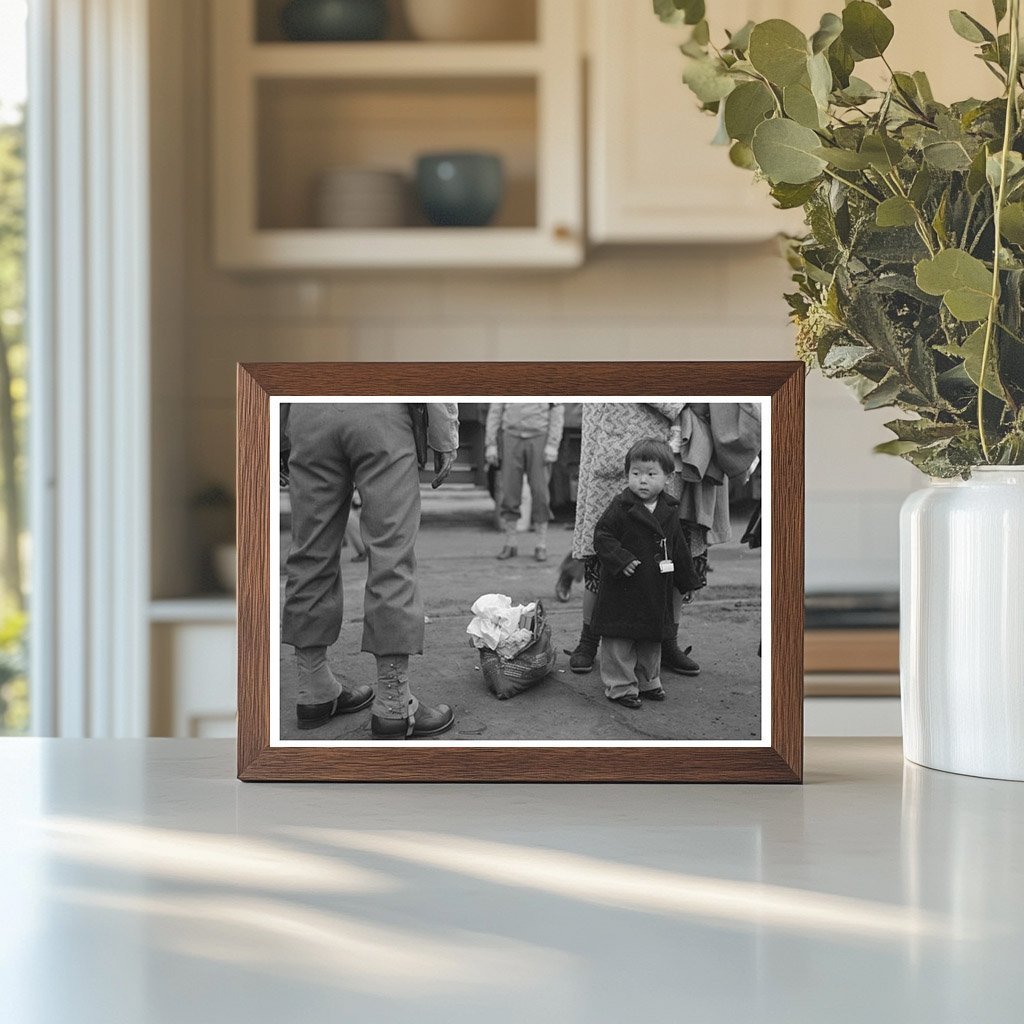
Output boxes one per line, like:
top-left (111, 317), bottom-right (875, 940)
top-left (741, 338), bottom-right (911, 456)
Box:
top-left (592, 438), bottom-right (699, 709)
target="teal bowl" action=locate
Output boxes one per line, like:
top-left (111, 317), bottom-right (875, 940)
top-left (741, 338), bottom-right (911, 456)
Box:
top-left (281, 0), bottom-right (388, 42)
top-left (415, 153), bottom-right (505, 228)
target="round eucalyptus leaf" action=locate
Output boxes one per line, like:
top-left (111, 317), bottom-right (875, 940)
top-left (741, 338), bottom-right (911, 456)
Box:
top-left (923, 141), bottom-right (973, 172)
top-left (944, 326), bottom-right (1006, 397)
top-left (810, 13), bottom-right (843, 55)
top-left (654, 0), bottom-right (705, 26)
top-left (986, 150), bottom-right (1024, 190)
top-left (724, 81), bottom-right (775, 144)
top-left (948, 10), bottom-right (994, 44)
top-left (875, 197), bottom-right (918, 228)
top-left (813, 146), bottom-right (872, 171)
top-left (807, 52), bottom-right (833, 109)
top-left (784, 81), bottom-right (823, 129)
top-left (860, 133), bottom-right (904, 173)
top-left (748, 20), bottom-right (809, 86)
top-left (915, 249), bottom-right (994, 322)
top-left (842, 1), bottom-right (894, 59)
top-left (683, 57), bottom-right (736, 104)
top-left (752, 117), bottom-right (827, 184)
top-left (999, 203), bottom-right (1024, 245)
top-left (724, 20), bottom-right (755, 53)
top-left (827, 35), bottom-right (856, 88)
top-left (729, 140), bottom-right (758, 170)
top-left (771, 180), bottom-right (820, 209)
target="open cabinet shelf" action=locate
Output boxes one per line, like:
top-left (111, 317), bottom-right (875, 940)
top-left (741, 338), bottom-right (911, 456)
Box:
top-left (212, 0), bottom-right (582, 269)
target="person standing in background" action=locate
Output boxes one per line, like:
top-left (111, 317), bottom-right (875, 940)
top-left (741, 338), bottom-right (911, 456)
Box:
top-left (485, 402), bottom-right (564, 563)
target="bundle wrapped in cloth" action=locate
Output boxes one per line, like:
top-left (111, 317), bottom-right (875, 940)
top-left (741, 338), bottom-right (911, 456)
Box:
top-left (467, 594), bottom-right (557, 700)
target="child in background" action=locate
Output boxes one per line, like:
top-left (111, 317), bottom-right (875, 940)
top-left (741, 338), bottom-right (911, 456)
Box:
top-left (592, 438), bottom-right (699, 708)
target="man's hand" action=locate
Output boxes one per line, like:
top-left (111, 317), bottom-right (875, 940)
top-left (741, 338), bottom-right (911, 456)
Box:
top-left (544, 445), bottom-right (559, 464)
top-left (622, 559), bottom-right (641, 577)
top-left (432, 450), bottom-right (456, 489)
top-left (484, 444), bottom-right (500, 468)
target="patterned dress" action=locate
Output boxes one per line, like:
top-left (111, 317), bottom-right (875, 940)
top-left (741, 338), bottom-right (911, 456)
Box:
top-left (571, 403), bottom-right (684, 561)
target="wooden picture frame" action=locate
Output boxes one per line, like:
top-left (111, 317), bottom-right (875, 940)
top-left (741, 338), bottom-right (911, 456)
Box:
top-left (237, 362), bottom-right (804, 782)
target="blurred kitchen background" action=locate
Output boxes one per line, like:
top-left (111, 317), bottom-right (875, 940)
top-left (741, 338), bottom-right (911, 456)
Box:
top-left (2, 0), bottom-right (997, 739)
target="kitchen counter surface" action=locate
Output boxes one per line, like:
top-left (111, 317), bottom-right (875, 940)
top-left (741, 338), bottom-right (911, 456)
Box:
top-left (1, 737), bottom-right (1020, 1022)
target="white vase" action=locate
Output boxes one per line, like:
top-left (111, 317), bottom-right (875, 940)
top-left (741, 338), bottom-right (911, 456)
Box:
top-left (900, 467), bottom-right (1024, 781)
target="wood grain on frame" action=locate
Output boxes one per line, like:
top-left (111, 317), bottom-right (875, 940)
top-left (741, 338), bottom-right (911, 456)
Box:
top-left (237, 362), bottom-right (804, 783)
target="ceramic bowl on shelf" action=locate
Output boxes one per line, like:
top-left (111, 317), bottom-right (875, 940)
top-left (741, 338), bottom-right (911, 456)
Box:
top-left (280, 0), bottom-right (388, 42)
top-left (403, 0), bottom-right (534, 42)
top-left (315, 167), bottom-right (408, 229)
top-left (414, 152), bottom-right (504, 227)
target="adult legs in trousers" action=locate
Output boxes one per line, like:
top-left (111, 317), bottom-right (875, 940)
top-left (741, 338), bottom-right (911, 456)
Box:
top-left (282, 404), bottom-right (453, 737)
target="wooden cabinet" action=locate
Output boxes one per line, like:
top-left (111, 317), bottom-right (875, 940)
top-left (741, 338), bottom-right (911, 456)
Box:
top-left (212, 0), bottom-right (583, 268)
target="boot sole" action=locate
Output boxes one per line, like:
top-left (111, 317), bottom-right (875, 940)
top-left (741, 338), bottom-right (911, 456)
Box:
top-left (296, 692), bottom-right (374, 729)
top-left (569, 664), bottom-right (595, 674)
top-left (372, 715), bottom-right (456, 740)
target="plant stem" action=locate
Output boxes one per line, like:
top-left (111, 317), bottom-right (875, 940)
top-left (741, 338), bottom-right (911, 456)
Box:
top-left (979, 0), bottom-right (1021, 462)
top-left (822, 167), bottom-right (880, 205)
top-left (750, 69), bottom-right (784, 117)
top-left (884, 171), bottom-right (939, 255)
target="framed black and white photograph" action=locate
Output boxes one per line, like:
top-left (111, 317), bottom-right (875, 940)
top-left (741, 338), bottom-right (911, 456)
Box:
top-left (237, 362), bottom-right (804, 782)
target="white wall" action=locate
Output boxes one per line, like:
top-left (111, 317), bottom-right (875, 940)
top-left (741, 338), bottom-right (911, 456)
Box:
top-left (156, 0), bottom-right (920, 599)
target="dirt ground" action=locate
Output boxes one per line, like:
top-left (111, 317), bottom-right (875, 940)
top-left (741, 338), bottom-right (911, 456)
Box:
top-left (278, 487), bottom-right (763, 742)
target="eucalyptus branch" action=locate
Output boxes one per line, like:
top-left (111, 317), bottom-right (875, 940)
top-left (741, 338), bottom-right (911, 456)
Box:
top-left (883, 170), bottom-right (939, 255)
top-left (961, 191), bottom-right (980, 249)
top-left (749, 68), bottom-right (784, 117)
top-left (822, 167), bottom-right (881, 205)
top-left (978, 0), bottom-right (1021, 462)
top-left (969, 213), bottom-right (995, 253)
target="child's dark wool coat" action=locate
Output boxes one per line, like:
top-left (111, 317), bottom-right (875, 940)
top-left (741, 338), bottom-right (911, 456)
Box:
top-left (592, 488), bottom-right (700, 641)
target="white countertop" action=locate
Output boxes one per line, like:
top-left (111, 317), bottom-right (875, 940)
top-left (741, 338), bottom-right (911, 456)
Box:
top-left (1, 738), bottom-right (1020, 1023)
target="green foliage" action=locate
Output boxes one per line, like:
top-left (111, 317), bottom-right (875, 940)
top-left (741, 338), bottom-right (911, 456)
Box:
top-left (0, 601), bottom-right (26, 734)
top-left (661, 0), bottom-right (1024, 476)
top-left (0, 111), bottom-right (28, 727)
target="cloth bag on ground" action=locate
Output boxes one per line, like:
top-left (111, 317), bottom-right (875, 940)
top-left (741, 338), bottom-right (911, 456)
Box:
top-left (468, 595), bottom-right (557, 700)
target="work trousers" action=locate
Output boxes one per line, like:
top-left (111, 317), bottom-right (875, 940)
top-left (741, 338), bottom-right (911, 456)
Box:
top-left (500, 432), bottom-right (551, 524)
top-left (281, 403), bottom-right (425, 655)
top-left (599, 637), bottom-right (663, 700)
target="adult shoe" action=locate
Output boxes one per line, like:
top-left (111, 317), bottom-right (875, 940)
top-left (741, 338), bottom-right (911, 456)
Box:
top-left (372, 702), bottom-right (455, 739)
top-left (662, 640), bottom-right (700, 676)
top-left (296, 684), bottom-right (374, 730)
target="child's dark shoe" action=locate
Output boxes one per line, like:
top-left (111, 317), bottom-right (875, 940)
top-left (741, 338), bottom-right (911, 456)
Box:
top-left (639, 687), bottom-right (666, 701)
top-left (607, 693), bottom-right (642, 709)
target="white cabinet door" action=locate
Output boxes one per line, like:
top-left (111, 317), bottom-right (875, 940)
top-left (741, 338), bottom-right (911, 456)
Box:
top-left (588, 0), bottom-right (815, 243)
top-left (588, 0), bottom-right (996, 244)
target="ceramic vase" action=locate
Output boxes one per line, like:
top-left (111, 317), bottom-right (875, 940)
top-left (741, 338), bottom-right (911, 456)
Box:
top-left (900, 467), bottom-right (1024, 781)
